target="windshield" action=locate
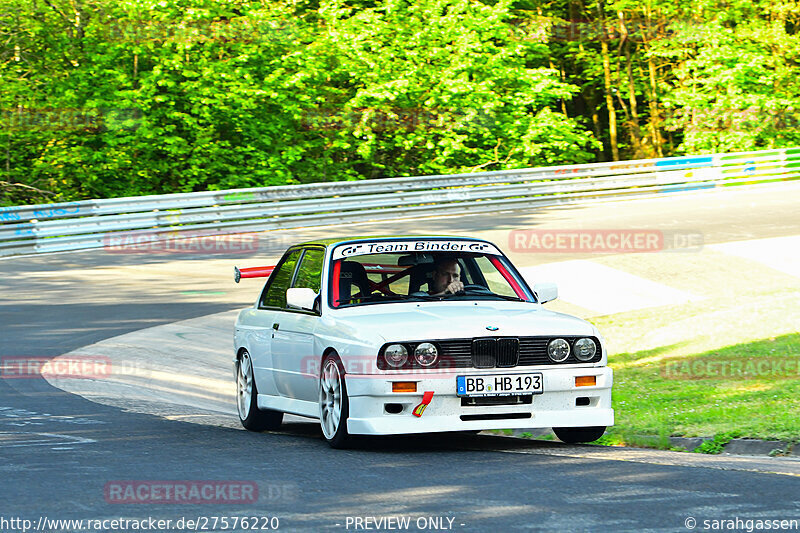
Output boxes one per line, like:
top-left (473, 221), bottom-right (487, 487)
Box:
top-left (328, 245), bottom-right (532, 308)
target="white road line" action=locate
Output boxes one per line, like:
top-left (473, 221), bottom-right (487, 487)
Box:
top-left (474, 440), bottom-right (800, 477)
top-left (519, 261), bottom-right (702, 315)
top-left (0, 432), bottom-right (96, 448)
top-left (564, 485), bottom-right (737, 504)
top-left (710, 235), bottom-right (800, 279)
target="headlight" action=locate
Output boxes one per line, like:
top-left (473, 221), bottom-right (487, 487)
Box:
top-left (574, 338), bottom-right (597, 361)
top-left (414, 342), bottom-right (438, 367)
top-left (547, 338), bottom-right (570, 362)
top-left (384, 344), bottom-right (408, 368)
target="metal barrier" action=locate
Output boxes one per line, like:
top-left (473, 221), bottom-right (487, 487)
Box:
top-left (1, 147), bottom-right (798, 256)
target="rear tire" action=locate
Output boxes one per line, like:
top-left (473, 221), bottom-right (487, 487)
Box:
top-left (552, 426), bottom-right (606, 443)
top-left (237, 350), bottom-right (283, 431)
top-left (319, 353), bottom-right (352, 449)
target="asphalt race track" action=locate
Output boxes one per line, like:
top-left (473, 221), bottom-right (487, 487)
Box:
top-left (2, 182), bottom-right (800, 533)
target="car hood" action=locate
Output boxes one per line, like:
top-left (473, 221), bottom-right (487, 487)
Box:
top-left (329, 300), bottom-right (597, 342)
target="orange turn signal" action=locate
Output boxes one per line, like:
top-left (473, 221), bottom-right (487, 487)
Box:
top-left (392, 382), bottom-right (418, 393)
top-left (575, 376), bottom-right (597, 387)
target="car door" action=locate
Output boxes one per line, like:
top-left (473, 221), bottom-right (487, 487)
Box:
top-left (250, 248), bottom-right (303, 398)
top-left (271, 247), bottom-right (325, 403)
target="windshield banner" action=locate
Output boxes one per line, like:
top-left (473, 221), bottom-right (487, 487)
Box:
top-left (332, 240), bottom-right (502, 260)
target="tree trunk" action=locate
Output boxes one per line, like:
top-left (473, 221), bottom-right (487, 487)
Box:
top-left (624, 28), bottom-right (638, 123)
top-left (645, 51), bottom-right (663, 157)
top-left (640, 5), bottom-right (664, 157)
top-left (620, 12), bottom-right (643, 156)
top-left (549, 60), bottom-right (569, 116)
top-left (583, 89), bottom-right (605, 160)
top-left (5, 134), bottom-right (10, 175)
top-left (597, 2), bottom-right (619, 160)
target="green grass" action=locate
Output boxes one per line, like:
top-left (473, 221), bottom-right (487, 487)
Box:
top-left (499, 259), bottom-right (800, 451)
top-left (495, 335), bottom-right (800, 450)
top-left (605, 334), bottom-right (800, 445)
top-left (584, 271), bottom-right (800, 450)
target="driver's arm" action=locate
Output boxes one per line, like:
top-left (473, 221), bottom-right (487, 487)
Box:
top-left (429, 280), bottom-right (464, 296)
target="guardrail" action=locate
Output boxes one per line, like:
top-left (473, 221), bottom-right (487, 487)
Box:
top-left (1, 147), bottom-right (798, 256)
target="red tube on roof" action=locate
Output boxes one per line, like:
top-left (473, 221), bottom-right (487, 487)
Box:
top-left (234, 266), bottom-right (275, 283)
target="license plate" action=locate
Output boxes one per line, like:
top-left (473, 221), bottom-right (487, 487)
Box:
top-left (456, 373), bottom-right (543, 397)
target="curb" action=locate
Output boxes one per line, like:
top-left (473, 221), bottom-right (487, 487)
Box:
top-left (495, 430), bottom-right (798, 457)
top-left (723, 439), bottom-right (795, 457)
top-left (668, 436), bottom-right (707, 451)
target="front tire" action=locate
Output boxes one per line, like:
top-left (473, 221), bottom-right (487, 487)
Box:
top-left (552, 426), bottom-right (606, 443)
top-left (237, 350), bottom-right (283, 431)
top-left (319, 353), bottom-right (351, 448)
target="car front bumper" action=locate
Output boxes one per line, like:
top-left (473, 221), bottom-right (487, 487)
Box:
top-left (344, 366), bottom-right (613, 435)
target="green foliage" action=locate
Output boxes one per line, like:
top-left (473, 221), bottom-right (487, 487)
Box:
top-left (314, 0), bottom-right (599, 176)
top-left (2, 0), bottom-right (799, 204)
top-left (694, 432), bottom-right (738, 455)
top-left (654, 20), bottom-right (800, 153)
top-left (604, 333), bottom-right (800, 442)
top-left (0, 0), bottom-right (598, 204)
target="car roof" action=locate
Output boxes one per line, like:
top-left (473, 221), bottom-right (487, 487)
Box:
top-left (295, 235), bottom-right (491, 248)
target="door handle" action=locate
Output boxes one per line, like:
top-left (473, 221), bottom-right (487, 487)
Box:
top-left (272, 323), bottom-right (280, 331)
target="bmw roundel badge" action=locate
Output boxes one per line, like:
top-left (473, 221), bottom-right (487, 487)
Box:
top-left (486, 326), bottom-right (499, 331)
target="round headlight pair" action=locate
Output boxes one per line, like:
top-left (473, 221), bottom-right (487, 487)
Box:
top-left (384, 344), bottom-right (408, 367)
top-left (384, 343), bottom-right (439, 368)
top-left (547, 338), bottom-right (597, 362)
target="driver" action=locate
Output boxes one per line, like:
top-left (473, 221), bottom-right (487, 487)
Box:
top-left (429, 257), bottom-right (464, 295)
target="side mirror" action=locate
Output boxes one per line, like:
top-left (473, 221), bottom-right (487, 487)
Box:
top-left (533, 282), bottom-right (558, 304)
top-left (286, 288), bottom-right (318, 311)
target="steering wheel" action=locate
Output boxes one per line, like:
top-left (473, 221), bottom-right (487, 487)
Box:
top-left (463, 284), bottom-right (492, 293)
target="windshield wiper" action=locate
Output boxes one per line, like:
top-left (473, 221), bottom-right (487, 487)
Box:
top-left (486, 293), bottom-right (526, 301)
top-left (454, 289), bottom-right (526, 302)
top-left (337, 292), bottom-right (524, 304)
top-left (391, 293), bottom-right (441, 301)
top-left (335, 295), bottom-right (377, 304)
top-left (336, 293), bottom-right (439, 304)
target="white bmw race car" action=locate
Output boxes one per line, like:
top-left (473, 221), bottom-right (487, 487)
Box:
top-left (233, 236), bottom-right (613, 448)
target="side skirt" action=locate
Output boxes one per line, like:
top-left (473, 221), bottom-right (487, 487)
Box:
top-left (257, 394), bottom-right (319, 419)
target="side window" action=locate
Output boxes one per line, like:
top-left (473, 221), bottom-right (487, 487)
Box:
top-left (457, 258), bottom-right (474, 285)
top-left (474, 256), bottom-right (517, 297)
top-left (293, 248), bottom-right (324, 293)
top-left (260, 249), bottom-right (302, 309)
